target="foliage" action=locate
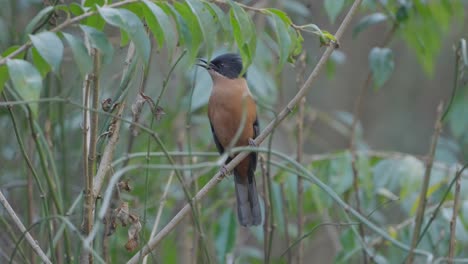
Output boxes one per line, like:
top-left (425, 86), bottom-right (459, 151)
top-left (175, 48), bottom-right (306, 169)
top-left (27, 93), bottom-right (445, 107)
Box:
top-left (0, 0), bottom-right (466, 263)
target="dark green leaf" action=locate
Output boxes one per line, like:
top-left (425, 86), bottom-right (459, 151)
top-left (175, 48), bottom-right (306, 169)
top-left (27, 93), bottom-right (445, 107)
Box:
top-left (80, 25), bottom-right (114, 64)
top-left (62, 32), bottom-right (93, 76)
top-left (268, 12), bottom-right (292, 71)
top-left (353, 13), bottom-right (388, 38)
top-left (0, 65), bottom-right (7, 94)
top-left (31, 47), bottom-right (50, 77)
top-left (369, 47), bottom-right (394, 89)
top-left (142, 0), bottom-right (175, 53)
top-left (229, 1), bottom-right (256, 74)
top-left (29, 32), bottom-right (64, 73)
top-left (324, 0), bottom-right (345, 23)
top-left (6, 59), bottom-right (43, 117)
top-left (186, 0), bottom-right (217, 59)
top-left (24, 6), bottom-right (54, 36)
top-left (98, 7), bottom-right (150, 65)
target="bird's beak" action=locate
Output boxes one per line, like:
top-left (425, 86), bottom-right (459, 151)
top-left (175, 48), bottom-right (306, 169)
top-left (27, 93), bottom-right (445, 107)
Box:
top-left (196, 58), bottom-right (209, 69)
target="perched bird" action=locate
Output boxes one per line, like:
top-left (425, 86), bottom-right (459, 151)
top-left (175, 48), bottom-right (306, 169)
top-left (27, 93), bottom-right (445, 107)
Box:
top-left (197, 53), bottom-right (261, 226)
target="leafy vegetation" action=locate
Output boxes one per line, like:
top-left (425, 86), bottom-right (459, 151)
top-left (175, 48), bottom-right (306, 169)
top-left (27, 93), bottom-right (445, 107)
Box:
top-left (0, 0), bottom-right (466, 263)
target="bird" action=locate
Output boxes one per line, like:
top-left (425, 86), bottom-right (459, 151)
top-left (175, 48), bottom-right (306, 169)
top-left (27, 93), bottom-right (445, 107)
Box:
top-left (197, 53), bottom-right (261, 226)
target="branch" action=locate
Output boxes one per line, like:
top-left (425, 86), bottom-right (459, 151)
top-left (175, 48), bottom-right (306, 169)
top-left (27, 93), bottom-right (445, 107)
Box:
top-left (406, 103), bottom-right (444, 263)
top-left (0, 190), bottom-right (52, 264)
top-left (448, 166), bottom-right (462, 263)
top-left (126, 0), bottom-right (364, 262)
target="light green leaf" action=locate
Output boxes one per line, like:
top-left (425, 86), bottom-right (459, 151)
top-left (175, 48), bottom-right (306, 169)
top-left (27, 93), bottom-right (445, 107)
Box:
top-left (204, 2), bottom-right (230, 36)
top-left (186, 0), bottom-right (217, 59)
top-left (98, 7), bottom-right (150, 65)
top-left (29, 32), bottom-right (64, 73)
top-left (268, 12), bottom-right (292, 71)
top-left (62, 32), bottom-right (93, 76)
top-left (0, 46), bottom-right (27, 92)
top-left (263, 8), bottom-right (292, 25)
top-left (229, 1), bottom-right (256, 74)
top-left (324, 0), bottom-right (345, 23)
top-left (79, 25), bottom-right (114, 64)
top-left (24, 6), bottom-right (54, 36)
top-left (142, 0), bottom-right (175, 53)
top-left (353, 13), bottom-right (388, 38)
top-left (6, 59), bottom-right (43, 117)
top-left (174, 2), bottom-right (202, 62)
top-left (369, 47), bottom-right (394, 89)
top-left (69, 2), bottom-right (84, 16)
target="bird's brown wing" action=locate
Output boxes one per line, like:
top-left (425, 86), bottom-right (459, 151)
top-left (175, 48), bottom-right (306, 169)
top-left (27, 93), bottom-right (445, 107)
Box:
top-left (248, 116), bottom-right (259, 182)
top-left (210, 121), bottom-right (224, 154)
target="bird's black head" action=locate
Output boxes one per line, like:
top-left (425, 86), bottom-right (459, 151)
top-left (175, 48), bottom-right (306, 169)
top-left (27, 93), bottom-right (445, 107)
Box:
top-left (197, 53), bottom-right (246, 79)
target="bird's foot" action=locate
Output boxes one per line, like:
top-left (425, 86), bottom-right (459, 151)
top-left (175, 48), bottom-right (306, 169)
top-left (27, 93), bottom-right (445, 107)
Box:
top-left (220, 165), bottom-right (229, 177)
top-left (248, 138), bottom-right (257, 147)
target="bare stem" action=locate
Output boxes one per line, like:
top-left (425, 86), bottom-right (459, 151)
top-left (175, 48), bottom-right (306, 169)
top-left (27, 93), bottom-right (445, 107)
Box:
top-left (295, 52), bottom-right (306, 264)
top-left (406, 103), bottom-right (444, 263)
top-left (448, 167), bottom-right (462, 263)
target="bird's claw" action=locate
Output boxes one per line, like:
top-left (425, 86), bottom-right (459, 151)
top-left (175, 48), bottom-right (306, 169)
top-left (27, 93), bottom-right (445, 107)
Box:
top-left (220, 165), bottom-right (229, 176)
top-left (248, 138), bottom-right (257, 147)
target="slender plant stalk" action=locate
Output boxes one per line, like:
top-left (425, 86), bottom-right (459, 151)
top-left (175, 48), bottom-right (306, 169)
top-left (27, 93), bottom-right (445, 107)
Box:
top-left (406, 103), bottom-right (443, 263)
top-left (126, 0), bottom-right (363, 262)
top-left (0, 190), bottom-right (52, 264)
top-left (260, 156), bottom-right (271, 263)
top-left (448, 167), bottom-right (462, 263)
top-left (295, 52), bottom-right (306, 264)
top-left (279, 183), bottom-right (292, 263)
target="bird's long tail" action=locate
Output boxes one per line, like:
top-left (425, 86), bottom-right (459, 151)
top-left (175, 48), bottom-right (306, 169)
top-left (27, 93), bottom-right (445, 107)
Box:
top-left (234, 172), bottom-right (261, 226)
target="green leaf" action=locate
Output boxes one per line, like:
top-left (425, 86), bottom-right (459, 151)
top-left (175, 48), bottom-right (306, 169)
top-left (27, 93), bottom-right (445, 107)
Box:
top-left (369, 47), bottom-right (394, 89)
top-left (204, 2), bottom-right (230, 35)
top-left (263, 8), bottom-right (292, 25)
top-left (83, 0), bottom-right (105, 8)
top-left (0, 46), bottom-right (28, 92)
top-left (174, 2), bottom-right (202, 62)
top-left (69, 3), bottom-right (84, 16)
top-left (24, 6), bottom-right (54, 36)
top-left (324, 0), bottom-right (345, 23)
top-left (229, 1), bottom-right (256, 74)
top-left (80, 25), bottom-right (114, 64)
top-left (6, 59), bottom-right (43, 117)
top-left (29, 32), bottom-right (64, 73)
top-left (31, 47), bottom-right (50, 77)
top-left (268, 12), bottom-right (292, 71)
top-left (98, 7), bottom-right (150, 65)
top-left (186, 0), bottom-right (217, 59)
top-left (62, 32), bottom-right (93, 76)
top-left (215, 209), bottom-right (237, 263)
top-left (353, 13), bottom-right (388, 38)
top-left (142, 0), bottom-right (175, 53)
top-left (119, 28), bottom-right (130, 47)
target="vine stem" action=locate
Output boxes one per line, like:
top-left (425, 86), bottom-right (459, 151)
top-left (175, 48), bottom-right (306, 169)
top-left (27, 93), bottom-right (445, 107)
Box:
top-left (126, 0), bottom-right (363, 262)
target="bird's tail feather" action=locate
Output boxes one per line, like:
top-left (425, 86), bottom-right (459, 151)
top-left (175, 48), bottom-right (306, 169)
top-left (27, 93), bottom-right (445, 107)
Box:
top-left (234, 173), bottom-right (261, 226)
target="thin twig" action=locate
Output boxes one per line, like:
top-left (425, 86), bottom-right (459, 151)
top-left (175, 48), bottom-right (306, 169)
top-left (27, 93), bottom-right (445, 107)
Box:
top-left (279, 183), bottom-right (292, 264)
top-left (295, 52), bottom-right (306, 264)
top-left (260, 156), bottom-right (271, 263)
top-left (406, 103), bottom-right (444, 263)
top-left (448, 166), bottom-right (462, 263)
top-left (0, 190), bottom-right (52, 264)
top-left (126, 0), bottom-right (363, 262)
